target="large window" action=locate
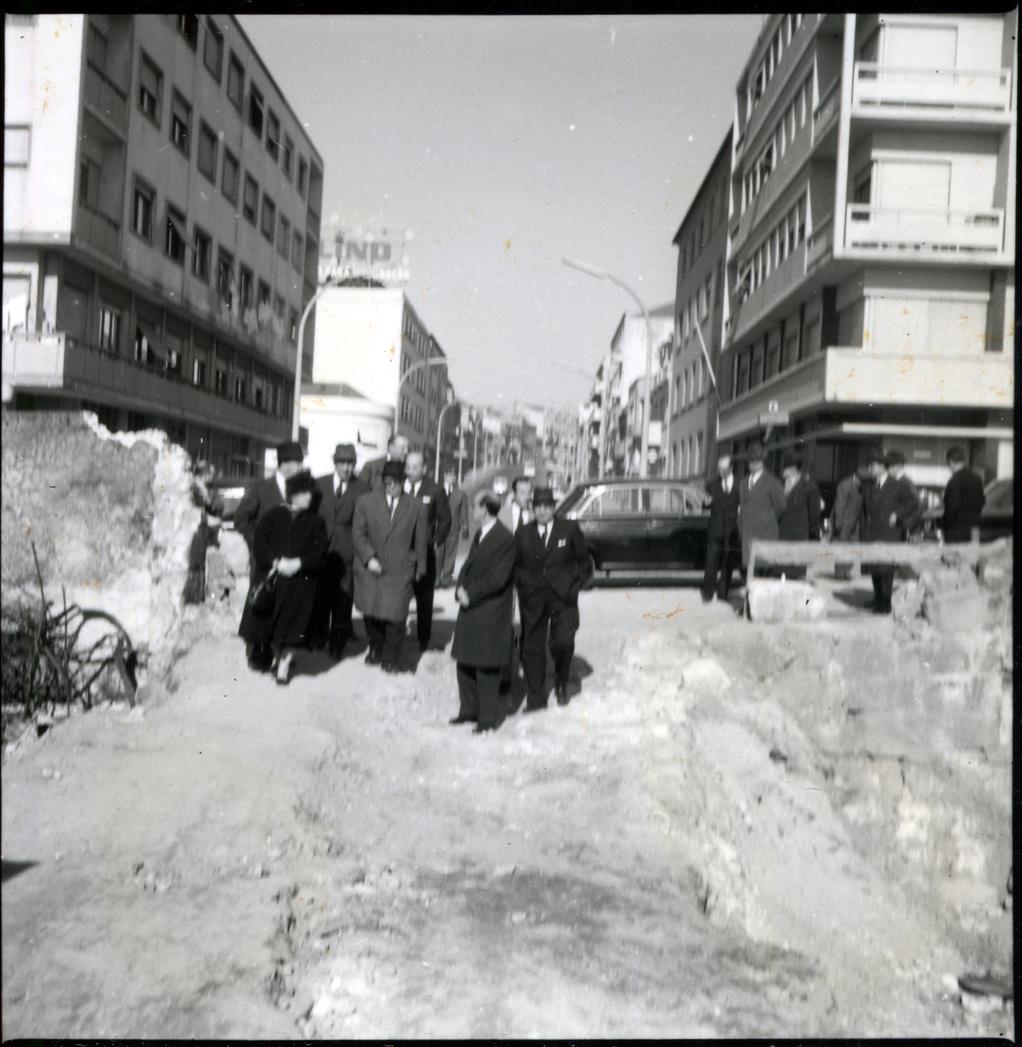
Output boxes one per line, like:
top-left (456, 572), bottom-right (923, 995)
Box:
top-left (216, 248), bottom-right (234, 297)
top-left (138, 52), bottom-right (162, 126)
top-left (260, 193), bottom-right (275, 241)
top-left (242, 174), bottom-right (258, 224)
top-left (98, 304), bottom-right (121, 352)
top-left (192, 226), bottom-right (211, 282)
top-left (227, 52), bottom-right (244, 110)
top-left (282, 134), bottom-right (294, 180)
top-left (297, 156), bottom-right (308, 198)
top-left (248, 84), bottom-right (264, 138)
top-left (78, 156), bottom-right (100, 209)
top-left (266, 110), bottom-right (280, 161)
top-left (238, 265), bottom-right (253, 309)
top-left (197, 122), bottom-right (218, 181)
top-left (170, 91), bottom-right (191, 156)
top-left (132, 181), bottom-right (155, 240)
top-left (203, 18), bottom-right (223, 81)
top-left (177, 13), bottom-right (198, 49)
top-left (277, 215), bottom-right (290, 259)
top-left (221, 149), bottom-right (239, 203)
top-left (165, 205), bottom-right (186, 265)
top-left (291, 231), bottom-right (304, 272)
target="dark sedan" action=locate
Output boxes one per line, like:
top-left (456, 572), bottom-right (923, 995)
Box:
top-left (555, 478), bottom-right (709, 577)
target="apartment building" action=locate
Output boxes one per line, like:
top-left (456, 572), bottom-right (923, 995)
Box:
top-left (3, 14), bottom-right (324, 476)
top-left (668, 130), bottom-right (732, 482)
top-left (717, 12), bottom-right (1015, 498)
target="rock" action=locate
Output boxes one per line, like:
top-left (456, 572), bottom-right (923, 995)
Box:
top-left (891, 579), bottom-right (924, 622)
top-left (681, 657), bottom-right (731, 699)
top-left (746, 580), bottom-right (827, 623)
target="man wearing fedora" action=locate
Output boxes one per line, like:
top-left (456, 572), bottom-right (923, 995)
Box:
top-left (862, 448), bottom-right (919, 614)
top-left (403, 449), bottom-right (452, 652)
top-left (235, 440), bottom-right (305, 671)
top-left (314, 443), bottom-right (369, 658)
top-left (778, 451), bottom-right (822, 579)
top-left (738, 441), bottom-right (786, 579)
top-left (360, 433), bottom-right (409, 492)
top-left (514, 486), bottom-right (592, 709)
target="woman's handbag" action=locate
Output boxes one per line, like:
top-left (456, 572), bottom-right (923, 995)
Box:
top-left (250, 567), bottom-right (278, 616)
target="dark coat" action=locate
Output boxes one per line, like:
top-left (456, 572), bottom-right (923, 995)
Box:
top-left (446, 484), bottom-right (470, 539)
top-left (514, 517), bottom-right (591, 607)
top-left (406, 476), bottom-right (452, 548)
top-left (862, 474), bottom-right (919, 543)
top-left (894, 475), bottom-right (923, 536)
top-left (352, 488), bottom-right (428, 622)
top-left (738, 469), bottom-right (786, 566)
top-left (239, 505), bottom-right (328, 650)
top-left (831, 475), bottom-right (863, 541)
top-left (451, 521), bottom-right (516, 668)
top-left (941, 467), bottom-right (985, 542)
top-left (705, 475), bottom-right (740, 541)
top-left (315, 473), bottom-right (370, 595)
top-left (234, 475), bottom-right (286, 571)
top-left (779, 476), bottom-right (822, 541)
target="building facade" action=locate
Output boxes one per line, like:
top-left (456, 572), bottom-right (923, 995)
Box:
top-left (3, 14), bottom-right (323, 476)
top-left (668, 130), bottom-right (732, 482)
top-left (717, 12), bottom-right (1015, 497)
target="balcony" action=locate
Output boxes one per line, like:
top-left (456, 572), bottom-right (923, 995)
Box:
top-left (2, 333), bottom-right (289, 441)
top-left (83, 60), bottom-right (128, 134)
top-left (728, 240), bottom-right (808, 344)
top-left (74, 202), bottom-right (121, 259)
top-left (852, 62), bottom-right (1012, 115)
top-left (845, 204), bottom-right (1005, 256)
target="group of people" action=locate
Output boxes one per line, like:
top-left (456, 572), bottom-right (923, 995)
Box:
top-left (702, 441), bottom-right (987, 614)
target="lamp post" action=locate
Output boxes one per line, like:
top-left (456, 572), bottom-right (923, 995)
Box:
top-left (434, 390), bottom-right (456, 482)
top-left (562, 257), bottom-right (653, 479)
top-left (292, 274), bottom-right (345, 441)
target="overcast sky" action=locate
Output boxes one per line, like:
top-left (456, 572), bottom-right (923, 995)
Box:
top-left (240, 14), bottom-right (764, 411)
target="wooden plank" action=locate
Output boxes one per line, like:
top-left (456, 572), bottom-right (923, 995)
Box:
top-left (748, 538), bottom-right (985, 579)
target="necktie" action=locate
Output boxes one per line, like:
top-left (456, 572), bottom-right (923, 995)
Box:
top-left (388, 496), bottom-right (395, 518)
top-left (540, 525), bottom-right (548, 546)
top-left (414, 481), bottom-right (420, 498)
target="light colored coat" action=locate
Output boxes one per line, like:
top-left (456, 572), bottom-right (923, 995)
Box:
top-left (739, 468), bottom-right (787, 566)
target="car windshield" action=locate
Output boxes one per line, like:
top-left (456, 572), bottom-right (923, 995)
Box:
top-left (556, 485), bottom-right (589, 516)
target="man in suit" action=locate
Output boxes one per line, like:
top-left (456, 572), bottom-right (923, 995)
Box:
top-left (702, 452), bottom-right (741, 602)
top-left (885, 450), bottom-right (923, 540)
top-left (360, 433), bottom-right (410, 492)
top-left (940, 445), bottom-right (985, 543)
top-left (352, 460), bottom-right (428, 671)
top-left (862, 449), bottom-right (920, 614)
top-left (515, 487), bottom-right (592, 709)
top-left (403, 449), bottom-right (452, 651)
top-left (778, 452), bottom-right (822, 579)
top-left (831, 468), bottom-right (865, 580)
top-left (499, 476), bottom-right (533, 535)
top-left (439, 467), bottom-right (469, 587)
top-left (450, 491), bottom-right (517, 733)
top-left (234, 440), bottom-right (304, 671)
top-left (738, 441), bottom-right (786, 578)
top-left (313, 443), bottom-right (369, 658)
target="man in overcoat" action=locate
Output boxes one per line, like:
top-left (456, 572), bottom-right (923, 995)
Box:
top-left (313, 443), bottom-right (369, 658)
top-left (862, 449), bottom-right (920, 614)
top-left (702, 452), bottom-right (741, 602)
top-left (498, 475), bottom-right (534, 689)
top-left (940, 445), bottom-right (985, 543)
top-left (234, 440), bottom-right (304, 670)
top-left (360, 433), bottom-right (409, 492)
top-left (514, 487), bottom-right (591, 709)
top-left (352, 460), bottom-right (428, 671)
top-left (886, 450), bottom-right (923, 540)
top-left (403, 449), bottom-right (452, 651)
top-left (778, 452), bottom-right (822, 579)
top-left (439, 467), bottom-right (469, 588)
top-left (450, 491), bottom-right (516, 733)
top-left (738, 441), bottom-right (786, 577)
top-left (831, 468), bottom-right (864, 580)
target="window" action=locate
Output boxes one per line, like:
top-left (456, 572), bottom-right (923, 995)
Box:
top-left (736, 350), bottom-right (750, 396)
top-left (266, 110), bottom-right (280, 161)
top-left (215, 366), bottom-right (229, 396)
top-left (297, 156), bottom-right (308, 197)
top-left (216, 248), bottom-right (233, 296)
top-left (227, 52), bottom-right (244, 110)
top-left (165, 333), bottom-right (183, 377)
top-left (98, 304), bottom-right (121, 352)
top-left (78, 156), bottom-right (100, 208)
top-left (260, 193), bottom-right (275, 241)
top-left (695, 358), bottom-right (703, 398)
top-left (257, 280), bottom-right (271, 309)
top-left (133, 324), bottom-right (154, 364)
top-left (291, 231), bottom-right (304, 271)
top-left (165, 205), bottom-right (186, 264)
top-left (242, 174), bottom-right (258, 223)
top-left (289, 308), bottom-right (298, 343)
top-left (197, 122), bottom-right (218, 181)
top-left (751, 342), bottom-right (765, 388)
top-left (86, 22), bottom-right (108, 70)
top-left (277, 215), bottom-right (290, 259)
top-left (238, 265), bottom-right (253, 309)
top-left (282, 134), bottom-right (294, 180)
top-left (234, 375), bottom-right (247, 402)
top-left (192, 357), bottom-right (207, 387)
top-left (132, 181), bottom-right (155, 239)
top-left (248, 84), bottom-right (264, 138)
top-left (138, 52), bottom-right (162, 125)
top-left (203, 18), bottom-right (223, 81)
top-left (192, 227), bottom-right (211, 282)
top-left (221, 149), bottom-right (239, 203)
top-left (177, 13), bottom-right (199, 49)
top-left (170, 91), bottom-right (191, 156)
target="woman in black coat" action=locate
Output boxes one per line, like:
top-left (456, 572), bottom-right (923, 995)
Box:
top-left (239, 471), bottom-right (328, 684)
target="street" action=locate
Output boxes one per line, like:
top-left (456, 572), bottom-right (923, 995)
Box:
top-left (2, 578), bottom-right (1006, 1039)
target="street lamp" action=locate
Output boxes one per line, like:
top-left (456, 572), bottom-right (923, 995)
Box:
top-left (561, 257), bottom-right (653, 479)
top-left (434, 388), bottom-right (456, 482)
top-left (292, 274), bottom-right (346, 440)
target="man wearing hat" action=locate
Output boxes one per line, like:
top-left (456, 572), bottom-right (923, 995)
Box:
top-left (313, 444), bottom-right (370, 658)
top-left (778, 451), bottom-right (822, 578)
top-left (360, 433), bottom-right (410, 492)
top-left (514, 487), bottom-right (592, 709)
top-left (738, 441), bottom-right (786, 578)
top-left (885, 449), bottom-right (923, 540)
top-left (702, 451), bottom-right (741, 603)
top-left (352, 459), bottom-right (428, 671)
top-left (439, 466), bottom-right (470, 588)
top-left (862, 448), bottom-right (920, 613)
top-left (403, 449), bottom-right (452, 652)
top-left (235, 440), bottom-right (305, 670)
top-left (940, 446), bottom-right (985, 543)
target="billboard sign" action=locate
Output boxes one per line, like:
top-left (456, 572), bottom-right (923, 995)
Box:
top-left (320, 225), bottom-right (411, 286)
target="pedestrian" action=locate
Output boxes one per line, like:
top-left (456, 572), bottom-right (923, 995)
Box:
top-left (360, 433), bottom-right (409, 492)
top-left (702, 452), bottom-right (741, 603)
top-left (439, 467), bottom-right (469, 588)
top-left (238, 470), bottom-right (328, 686)
top-left (885, 450), bottom-right (923, 540)
top-left (738, 441), bottom-right (786, 579)
top-left (313, 443), bottom-right (369, 659)
top-left (831, 467), bottom-right (865, 580)
top-left (183, 460), bottom-right (224, 605)
top-left (498, 475), bottom-right (534, 687)
top-left (861, 449), bottom-right (919, 614)
top-left (778, 452), bottom-right (822, 579)
top-left (403, 449), bottom-right (452, 652)
top-left (449, 490), bottom-right (517, 733)
top-left (940, 445), bottom-right (985, 543)
top-left (235, 440), bottom-right (305, 672)
top-left (352, 459), bottom-right (428, 672)
top-left (514, 486), bottom-right (591, 709)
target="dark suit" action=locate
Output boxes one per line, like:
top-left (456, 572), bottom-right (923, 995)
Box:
top-left (515, 517), bottom-right (591, 708)
top-left (451, 521), bottom-right (516, 728)
top-left (406, 476), bottom-right (452, 648)
top-left (312, 472), bottom-right (369, 648)
top-left (941, 467), bottom-right (985, 543)
top-left (440, 483), bottom-right (470, 584)
top-left (702, 475), bottom-right (740, 600)
top-left (862, 474), bottom-right (919, 611)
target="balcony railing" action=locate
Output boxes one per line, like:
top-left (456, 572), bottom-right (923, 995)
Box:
top-left (846, 204), bottom-right (1005, 254)
top-left (852, 62), bottom-right (1012, 113)
top-left (75, 202), bottom-right (121, 259)
top-left (83, 60), bottom-right (128, 131)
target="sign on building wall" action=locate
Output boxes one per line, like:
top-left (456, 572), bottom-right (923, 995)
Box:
top-left (319, 224), bottom-right (411, 286)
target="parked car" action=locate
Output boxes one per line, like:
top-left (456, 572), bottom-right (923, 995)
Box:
top-left (205, 477), bottom-right (259, 528)
top-left (980, 478), bottom-right (1013, 542)
top-left (555, 477), bottom-right (709, 577)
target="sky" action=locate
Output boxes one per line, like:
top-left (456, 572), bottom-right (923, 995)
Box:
top-left (240, 15), bottom-right (764, 412)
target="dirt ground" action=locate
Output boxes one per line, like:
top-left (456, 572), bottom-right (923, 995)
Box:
top-left (1, 578), bottom-right (1013, 1038)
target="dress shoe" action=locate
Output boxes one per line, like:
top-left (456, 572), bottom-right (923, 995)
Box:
top-left (365, 650), bottom-right (382, 666)
top-left (473, 723), bottom-right (498, 734)
top-left (449, 715), bottom-right (476, 726)
top-left (555, 682), bottom-right (569, 705)
top-left (275, 654), bottom-right (293, 686)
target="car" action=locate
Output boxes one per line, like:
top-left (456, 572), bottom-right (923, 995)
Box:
top-left (980, 477), bottom-right (1012, 542)
top-left (205, 477), bottom-right (259, 528)
top-left (555, 477), bottom-right (710, 577)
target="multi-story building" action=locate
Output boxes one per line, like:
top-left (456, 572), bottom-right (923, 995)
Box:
top-left (717, 12), bottom-right (1015, 496)
top-left (668, 130), bottom-right (732, 482)
top-left (3, 14), bottom-right (323, 476)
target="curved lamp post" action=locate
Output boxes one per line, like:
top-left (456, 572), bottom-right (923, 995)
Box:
top-left (561, 257), bottom-right (653, 479)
